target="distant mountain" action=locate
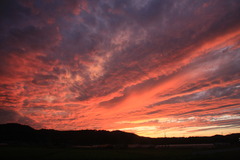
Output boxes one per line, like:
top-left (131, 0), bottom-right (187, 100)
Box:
top-left (0, 123), bottom-right (239, 147)
top-left (0, 123), bottom-right (141, 146)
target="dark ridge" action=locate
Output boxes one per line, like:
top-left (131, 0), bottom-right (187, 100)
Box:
top-left (0, 123), bottom-right (35, 131)
top-left (0, 123), bottom-right (239, 147)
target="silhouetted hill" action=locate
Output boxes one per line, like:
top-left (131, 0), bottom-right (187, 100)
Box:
top-left (0, 123), bottom-right (141, 146)
top-left (0, 123), bottom-right (37, 144)
top-left (0, 123), bottom-right (239, 147)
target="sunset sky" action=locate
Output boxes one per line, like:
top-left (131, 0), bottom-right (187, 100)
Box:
top-left (0, 0), bottom-right (240, 138)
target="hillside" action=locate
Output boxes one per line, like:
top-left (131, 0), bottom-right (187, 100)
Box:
top-left (0, 123), bottom-right (239, 147)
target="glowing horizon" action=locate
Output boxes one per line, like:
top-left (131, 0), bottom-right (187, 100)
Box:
top-left (0, 0), bottom-right (240, 138)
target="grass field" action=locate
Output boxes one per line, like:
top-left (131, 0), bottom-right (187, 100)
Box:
top-left (0, 146), bottom-right (240, 160)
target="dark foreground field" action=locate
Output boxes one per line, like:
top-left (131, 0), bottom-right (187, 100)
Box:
top-left (1, 146), bottom-right (240, 160)
top-left (1, 124), bottom-right (240, 160)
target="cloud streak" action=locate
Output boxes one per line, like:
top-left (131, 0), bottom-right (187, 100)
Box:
top-left (0, 0), bottom-right (240, 137)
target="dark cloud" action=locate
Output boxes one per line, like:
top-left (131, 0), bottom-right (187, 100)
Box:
top-left (83, 0), bottom-right (240, 100)
top-left (174, 103), bottom-right (240, 117)
top-left (174, 79), bottom-right (239, 104)
top-left (0, 109), bottom-right (41, 128)
top-left (32, 74), bottom-right (58, 86)
top-left (149, 84), bottom-right (240, 108)
top-left (3, 25), bottom-right (61, 54)
top-left (146, 109), bottom-right (162, 115)
top-left (188, 124), bottom-right (240, 133)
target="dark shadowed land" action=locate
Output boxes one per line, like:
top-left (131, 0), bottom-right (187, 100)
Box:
top-left (1, 146), bottom-right (240, 160)
top-left (0, 123), bottom-right (240, 160)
